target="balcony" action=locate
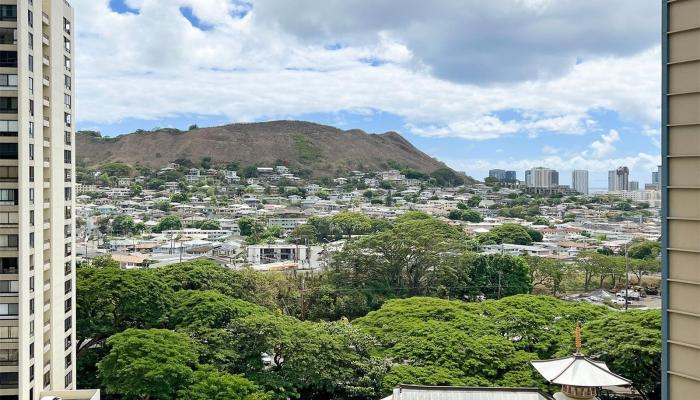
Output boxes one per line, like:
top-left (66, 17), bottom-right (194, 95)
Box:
top-left (42, 12), bottom-right (49, 25)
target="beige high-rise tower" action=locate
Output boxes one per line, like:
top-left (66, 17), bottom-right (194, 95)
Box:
top-left (663, 0), bottom-right (700, 399)
top-left (0, 1), bottom-right (94, 399)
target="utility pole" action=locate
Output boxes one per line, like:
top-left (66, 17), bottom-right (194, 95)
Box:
top-left (497, 271), bottom-right (502, 299)
top-left (300, 275), bottom-right (306, 321)
top-left (624, 241), bottom-right (629, 311)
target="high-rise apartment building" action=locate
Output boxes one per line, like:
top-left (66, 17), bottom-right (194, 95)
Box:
top-left (652, 164), bottom-right (662, 190)
top-left (629, 181), bottom-right (639, 191)
top-left (607, 166), bottom-right (629, 191)
top-left (571, 170), bottom-right (589, 195)
top-left (662, 1), bottom-right (700, 399)
top-left (525, 167), bottom-right (558, 188)
top-left (0, 1), bottom-right (96, 399)
top-left (487, 169), bottom-right (516, 182)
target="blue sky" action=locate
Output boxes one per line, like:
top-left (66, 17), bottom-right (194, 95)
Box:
top-left (75, 0), bottom-right (661, 188)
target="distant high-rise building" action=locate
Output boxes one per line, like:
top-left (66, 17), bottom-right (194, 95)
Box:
top-left (608, 166), bottom-right (629, 191)
top-left (488, 169), bottom-right (516, 183)
top-left (571, 170), bottom-right (589, 194)
top-left (652, 165), bottom-right (661, 189)
top-left (488, 169), bottom-right (506, 181)
top-left (629, 181), bottom-right (640, 191)
top-left (526, 167), bottom-right (558, 188)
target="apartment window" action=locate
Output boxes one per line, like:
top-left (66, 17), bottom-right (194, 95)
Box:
top-left (64, 243), bottom-right (71, 256)
top-left (0, 52), bottom-right (16, 68)
top-left (0, 212), bottom-right (17, 225)
top-left (28, 54), bottom-right (32, 72)
top-left (64, 75), bottom-right (71, 90)
top-left (64, 335), bottom-right (71, 350)
top-left (64, 168), bottom-right (71, 182)
top-left (64, 279), bottom-right (71, 294)
top-left (29, 320), bottom-right (33, 336)
top-left (64, 224), bottom-right (71, 238)
top-left (27, 10), bottom-right (32, 28)
top-left (0, 190), bottom-right (17, 206)
top-left (29, 299), bottom-right (33, 315)
top-left (28, 121), bottom-right (33, 137)
top-left (0, 235), bottom-right (18, 249)
top-left (64, 112), bottom-right (71, 126)
top-left (64, 316), bottom-right (71, 331)
top-left (28, 77), bottom-right (33, 94)
top-left (0, 372), bottom-right (17, 388)
top-left (0, 120), bottom-right (17, 137)
top-left (0, 303), bottom-right (18, 316)
top-left (29, 343), bottom-right (33, 359)
top-left (64, 187), bottom-right (71, 200)
top-left (29, 276), bottom-right (33, 292)
top-left (0, 258), bottom-right (17, 274)
top-left (0, 6), bottom-right (16, 21)
top-left (0, 167), bottom-right (17, 181)
top-left (0, 281), bottom-right (18, 294)
top-left (28, 232), bottom-right (33, 249)
top-left (27, 32), bottom-right (32, 49)
top-left (64, 149), bottom-right (71, 163)
top-left (0, 98), bottom-right (18, 113)
top-left (29, 210), bottom-right (34, 226)
top-left (63, 17), bottom-right (70, 33)
top-left (64, 298), bottom-right (71, 313)
top-left (64, 56), bottom-right (70, 71)
top-left (64, 262), bottom-right (71, 275)
top-left (65, 353), bottom-right (71, 368)
top-left (28, 144), bottom-right (33, 160)
top-left (28, 188), bottom-right (34, 204)
top-left (27, 99), bottom-right (33, 116)
top-left (64, 131), bottom-right (71, 144)
top-left (0, 75), bottom-right (17, 88)
top-left (64, 371), bottom-right (72, 387)
top-left (0, 326), bottom-right (17, 341)
top-left (29, 388), bottom-right (33, 400)
top-left (0, 349), bottom-right (18, 366)
top-left (63, 36), bottom-right (70, 53)
top-left (43, 371), bottom-right (49, 387)
top-left (64, 94), bottom-right (71, 108)
top-left (0, 143), bottom-right (16, 159)
top-left (0, 29), bottom-right (15, 45)
top-left (29, 366), bottom-right (33, 382)
top-left (28, 166), bottom-right (34, 182)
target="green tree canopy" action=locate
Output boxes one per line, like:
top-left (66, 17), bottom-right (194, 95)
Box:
top-left (98, 329), bottom-right (199, 400)
top-left (77, 267), bottom-right (175, 357)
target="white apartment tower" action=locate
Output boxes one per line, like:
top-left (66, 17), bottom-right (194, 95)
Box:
top-left (0, 1), bottom-right (92, 399)
top-left (571, 170), bottom-right (589, 195)
top-left (525, 167), bottom-right (559, 188)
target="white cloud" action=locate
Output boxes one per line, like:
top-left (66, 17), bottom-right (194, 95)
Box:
top-left (588, 129), bottom-right (620, 158)
top-left (73, 0), bottom-right (661, 145)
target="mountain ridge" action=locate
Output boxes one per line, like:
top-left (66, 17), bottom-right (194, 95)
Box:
top-left (76, 120), bottom-right (467, 179)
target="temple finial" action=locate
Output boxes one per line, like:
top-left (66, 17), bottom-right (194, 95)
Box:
top-left (575, 321), bottom-right (582, 355)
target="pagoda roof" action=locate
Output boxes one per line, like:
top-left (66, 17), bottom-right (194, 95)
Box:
top-left (531, 355), bottom-right (632, 387)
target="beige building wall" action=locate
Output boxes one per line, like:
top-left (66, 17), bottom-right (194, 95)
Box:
top-left (0, 0), bottom-right (83, 398)
top-left (664, 0), bottom-right (700, 398)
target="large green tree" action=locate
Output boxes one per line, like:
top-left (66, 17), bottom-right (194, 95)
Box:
top-left (77, 267), bottom-right (175, 358)
top-left (98, 329), bottom-right (199, 400)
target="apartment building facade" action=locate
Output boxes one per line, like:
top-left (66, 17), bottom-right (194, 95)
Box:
top-left (662, 1), bottom-right (700, 399)
top-left (0, 1), bottom-right (94, 399)
top-left (607, 166), bottom-right (629, 192)
top-left (571, 170), bottom-right (589, 195)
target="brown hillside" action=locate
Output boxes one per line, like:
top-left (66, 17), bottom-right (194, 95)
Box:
top-left (76, 120), bottom-right (457, 177)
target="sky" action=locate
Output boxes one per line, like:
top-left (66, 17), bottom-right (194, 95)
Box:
top-left (73, 0), bottom-right (662, 189)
